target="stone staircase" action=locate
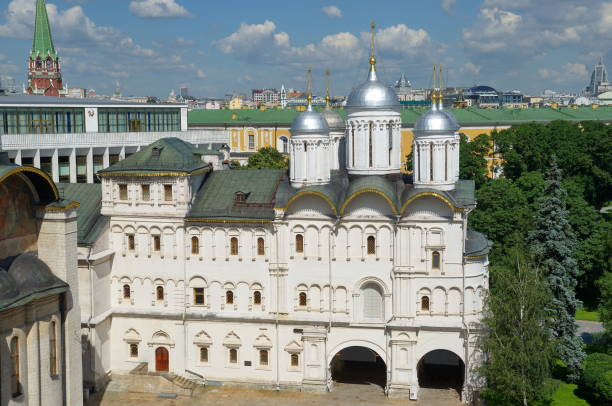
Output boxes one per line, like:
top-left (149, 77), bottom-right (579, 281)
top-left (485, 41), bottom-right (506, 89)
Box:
top-left (126, 363), bottom-right (206, 397)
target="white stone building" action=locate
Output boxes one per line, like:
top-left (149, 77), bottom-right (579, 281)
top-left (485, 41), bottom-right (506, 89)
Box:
top-left (70, 41), bottom-right (490, 403)
top-left (0, 146), bottom-right (83, 406)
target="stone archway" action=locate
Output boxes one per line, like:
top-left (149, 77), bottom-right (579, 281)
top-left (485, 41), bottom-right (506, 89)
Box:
top-left (417, 349), bottom-right (464, 394)
top-left (330, 346), bottom-right (386, 392)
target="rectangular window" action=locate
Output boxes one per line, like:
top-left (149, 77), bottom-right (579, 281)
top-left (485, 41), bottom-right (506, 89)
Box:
top-left (119, 184), bottom-right (128, 200)
top-left (130, 343), bottom-right (138, 358)
top-left (76, 155), bottom-right (87, 183)
top-left (248, 134), bottom-right (255, 150)
top-left (259, 350), bottom-right (268, 366)
top-left (141, 184), bottom-right (150, 201)
top-left (49, 322), bottom-right (57, 376)
top-left (58, 155), bottom-right (70, 182)
top-left (229, 348), bottom-right (238, 364)
top-left (291, 353), bottom-right (299, 367)
top-left (127, 235), bottom-right (135, 251)
top-left (164, 185), bottom-right (173, 202)
top-left (200, 347), bottom-right (208, 363)
top-left (10, 336), bottom-right (20, 397)
top-left (193, 288), bottom-right (205, 305)
top-left (153, 235), bottom-right (161, 251)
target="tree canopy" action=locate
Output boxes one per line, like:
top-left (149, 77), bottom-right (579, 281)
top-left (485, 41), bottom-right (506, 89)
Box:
top-left (242, 147), bottom-right (288, 170)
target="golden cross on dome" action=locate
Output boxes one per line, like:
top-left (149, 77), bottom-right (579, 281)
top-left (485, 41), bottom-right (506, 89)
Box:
top-left (306, 65), bottom-right (313, 105)
top-left (370, 21), bottom-right (376, 71)
top-left (325, 68), bottom-right (331, 106)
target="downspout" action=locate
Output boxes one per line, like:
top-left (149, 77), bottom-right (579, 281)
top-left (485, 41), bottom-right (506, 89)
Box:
top-left (326, 217), bottom-right (340, 391)
top-left (274, 223), bottom-right (280, 391)
top-left (461, 208), bottom-right (472, 402)
top-left (60, 292), bottom-right (67, 406)
top-left (86, 246), bottom-right (95, 389)
top-left (36, 309), bottom-right (41, 406)
top-left (183, 225), bottom-right (188, 375)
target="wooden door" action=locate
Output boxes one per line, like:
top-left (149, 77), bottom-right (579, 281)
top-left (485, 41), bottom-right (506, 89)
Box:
top-left (155, 347), bottom-right (169, 372)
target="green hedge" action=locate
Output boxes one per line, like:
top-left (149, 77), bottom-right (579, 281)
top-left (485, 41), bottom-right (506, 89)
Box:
top-left (582, 353), bottom-right (612, 404)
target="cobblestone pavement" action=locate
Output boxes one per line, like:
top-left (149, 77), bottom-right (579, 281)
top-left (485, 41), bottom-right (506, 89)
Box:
top-left (87, 382), bottom-right (462, 406)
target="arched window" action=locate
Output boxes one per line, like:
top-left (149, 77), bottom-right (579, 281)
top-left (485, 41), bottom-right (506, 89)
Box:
top-left (130, 343), bottom-right (139, 358)
top-left (191, 236), bottom-right (199, 255)
top-left (362, 283), bottom-right (384, 319)
top-left (259, 349), bottom-right (269, 366)
top-left (444, 143), bottom-right (448, 181)
top-left (153, 235), bottom-right (161, 251)
top-left (299, 292), bottom-right (307, 307)
top-left (432, 251), bottom-right (441, 270)
top-left (430, 143), bottom-right (434, 181)
top-left (367, 236), bottom-right (376, 255)
top-left (257, 237), bottom-right (265, 256)
top-left (291, 353), bottom-right (299, 367)
top-left (156, 286), bottom-right (164, 301)
top-left (230, 237), bottom-right (238, 255)
top-left (351, 127), bottom-right (355, 166)
top-left (226, 290), bottom-right (234, 305)
top-left (229, 348), bottom-right (238, 364)
top-left (200, 347), bottom-right (208, 363)
top-left (368, 121), bottom-right (373, 167)
top-left (295, 234), bottom-right (304, 253)
top-left (421, 296), bottom-right (430, 311)
top-left (254, 291), bottom-right (262, 305)
top-left (127, 234), bottom-right (135, 251)
top-left (10, 336), bottom-right (20, 397)
top-left (49, 321), bottom-right (58, 376)
top-left (123, 284), bottom-right (131, 299)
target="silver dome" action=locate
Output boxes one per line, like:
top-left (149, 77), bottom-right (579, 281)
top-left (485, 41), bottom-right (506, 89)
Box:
top-left (414, 106), bottom-right (460, 136)
top-left (291, 107), bottom-right (330, 137)
top-left (321, 105), bottom-right (345, 131)
top-left (345, 69), bottom-right (400, 112)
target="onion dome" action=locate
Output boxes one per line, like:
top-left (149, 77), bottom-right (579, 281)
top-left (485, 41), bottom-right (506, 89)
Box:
top-left (0, 268), bottom-right (19, 302)
top-left (345, 68), bottom-right (400, 112)
top-left (414, 107), bottom-right (460, 136)
top-left (8, 252), bottom-right (62, 290)
top-left (291, 104), bottom-right (329, 138)
top-left (321, 104), bottom-right (345, 131)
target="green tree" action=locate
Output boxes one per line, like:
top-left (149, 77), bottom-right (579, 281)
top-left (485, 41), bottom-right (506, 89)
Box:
top-left (459, 133), bottom-right (490, 188)
top-left (244, 147), bottom-right (288, 170)
top-left (597, 271), bottom-right (612, 337)
top-left (469, 178), bottom-right (531, 263)
top-left (479, 253), bottom-right (555, 406)
top-left (527, 157), bottom-right (585, 382)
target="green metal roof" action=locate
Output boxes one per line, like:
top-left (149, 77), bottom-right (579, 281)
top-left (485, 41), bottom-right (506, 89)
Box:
top-left (188, 107), bottom-right (612, 126)
top-left (343, 176), bottom-right (400, 214)
top-left (187, 169), bottom-right (285, 221)
top-left (57, 183), bottom-right (103, 245)
top-left (465, 229), bottom-right (492, 257)
top-left (31, 0), bottom-right (57, 61)
top-left (98, 138), bottom-right (210, 175)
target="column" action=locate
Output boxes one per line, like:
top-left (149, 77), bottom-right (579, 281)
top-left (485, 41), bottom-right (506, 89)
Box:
top-left (34, 149), bottom-right (41, 168)
top-left (103, 147), bottom-right (109, 168)
top-left (300, 328), bottom-right (328, 392)
top-left (86, 148), bottom-right (94, 184)
top-left (51, 149), bottom-right (59, 183)
top-left (14, 149), bottom-right (22, 165)
top-left (69, 148), bottom-right (76, 183)
top-left (387, 333), bottom-right (417, 398)
top-left (119, 146), bottom-right (125, 160)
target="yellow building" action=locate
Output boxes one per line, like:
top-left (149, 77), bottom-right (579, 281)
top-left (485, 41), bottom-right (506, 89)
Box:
top-left (228, 97), bottom-right (243, 110)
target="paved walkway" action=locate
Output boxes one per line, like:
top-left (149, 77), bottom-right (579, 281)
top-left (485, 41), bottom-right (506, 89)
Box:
top-left (87, 383), bottom-right (462, 406)
top-left (576, 320), bottom-right (605, 344)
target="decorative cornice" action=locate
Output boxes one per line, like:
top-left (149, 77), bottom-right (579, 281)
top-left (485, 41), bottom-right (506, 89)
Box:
top-left (279, 190), bottom-right (338, 215)
top-left (0, 165), bottom-right (59, 201)
top-left (400, 191), bottom-right (462, 214)
top-left (340, 188), bottom-right (398, 215)
top-left (99, 167), bottom-right (210, 178)
top-left (185, 218), bottom-right (272, 224)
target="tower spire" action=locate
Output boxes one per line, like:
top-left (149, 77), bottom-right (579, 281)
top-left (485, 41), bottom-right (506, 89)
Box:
top-left (31, 0), bottom-right (57, 60)
top-left (431, 64), bottom-right (438, 110)
top-left (439, 64), bottom-right (444, 109)
top-left (306, 65), bottom-right (313, 111)
top-left (325, 68), bottom-right (331, 108)
top-left (369, 21), bottom-right (376, 72)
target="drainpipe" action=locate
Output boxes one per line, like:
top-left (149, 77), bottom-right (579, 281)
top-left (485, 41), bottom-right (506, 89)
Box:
top-left (326, 217), bottom-right (340, 391)
top-left (183, 225), bottom-right (188, 376)
top-left (461, 208), bottom-right (472, 402)
top-left (274, 223), bottom-right (280, 391)
top-left (86, 246), bottom-right (95, 389)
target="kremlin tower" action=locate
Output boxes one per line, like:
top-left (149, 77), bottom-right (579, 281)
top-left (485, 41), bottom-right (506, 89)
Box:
top-left (26, 0), bottom-right (67, 97)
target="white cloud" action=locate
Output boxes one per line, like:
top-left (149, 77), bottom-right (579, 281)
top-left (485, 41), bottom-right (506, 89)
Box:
top-left (538, 63), bottom-right (588, 83)
top-left (441, 0), bottom-right (455, 13)
top-left (196, 69), bottom-right (206, 79)
top-left (215, 20), bottom-right (277, 55)
top-left (129, 0), bottom-right (191, 19)
top-left (321, 5), bottom-right (342, 19)
top-left (374, 24), bottom-right (432, 56)
top-left (599, 2), bottom-right (612, 34)
top-left (462, 62), bottom-right (481, 75)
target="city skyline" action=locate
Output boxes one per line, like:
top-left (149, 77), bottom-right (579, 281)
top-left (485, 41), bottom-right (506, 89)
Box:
top-left (0, 0), bottom-right (611, 97)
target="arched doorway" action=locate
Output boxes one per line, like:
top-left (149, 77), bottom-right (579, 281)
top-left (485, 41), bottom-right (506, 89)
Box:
top-left (155, 347), bottom-right (169, 372)
top-left (330, 346), bottom-right (386, 391)
top-left (417, 349), bottom-right (464, 394)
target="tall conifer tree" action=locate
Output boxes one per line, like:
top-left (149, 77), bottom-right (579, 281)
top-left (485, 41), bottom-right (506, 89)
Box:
top-left (527, 156), bottom-right (585, 382)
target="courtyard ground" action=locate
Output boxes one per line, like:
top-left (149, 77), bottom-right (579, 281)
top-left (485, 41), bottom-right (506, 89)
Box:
top-left (87, 381), bottom-right (462, 406)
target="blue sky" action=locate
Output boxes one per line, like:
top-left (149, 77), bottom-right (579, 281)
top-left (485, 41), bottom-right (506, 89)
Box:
top-left (0, 0), bottom-right (610, 98)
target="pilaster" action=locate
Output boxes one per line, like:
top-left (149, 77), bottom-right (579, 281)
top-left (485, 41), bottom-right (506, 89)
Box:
top-left (300, 327), bottom-right (328, 392)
